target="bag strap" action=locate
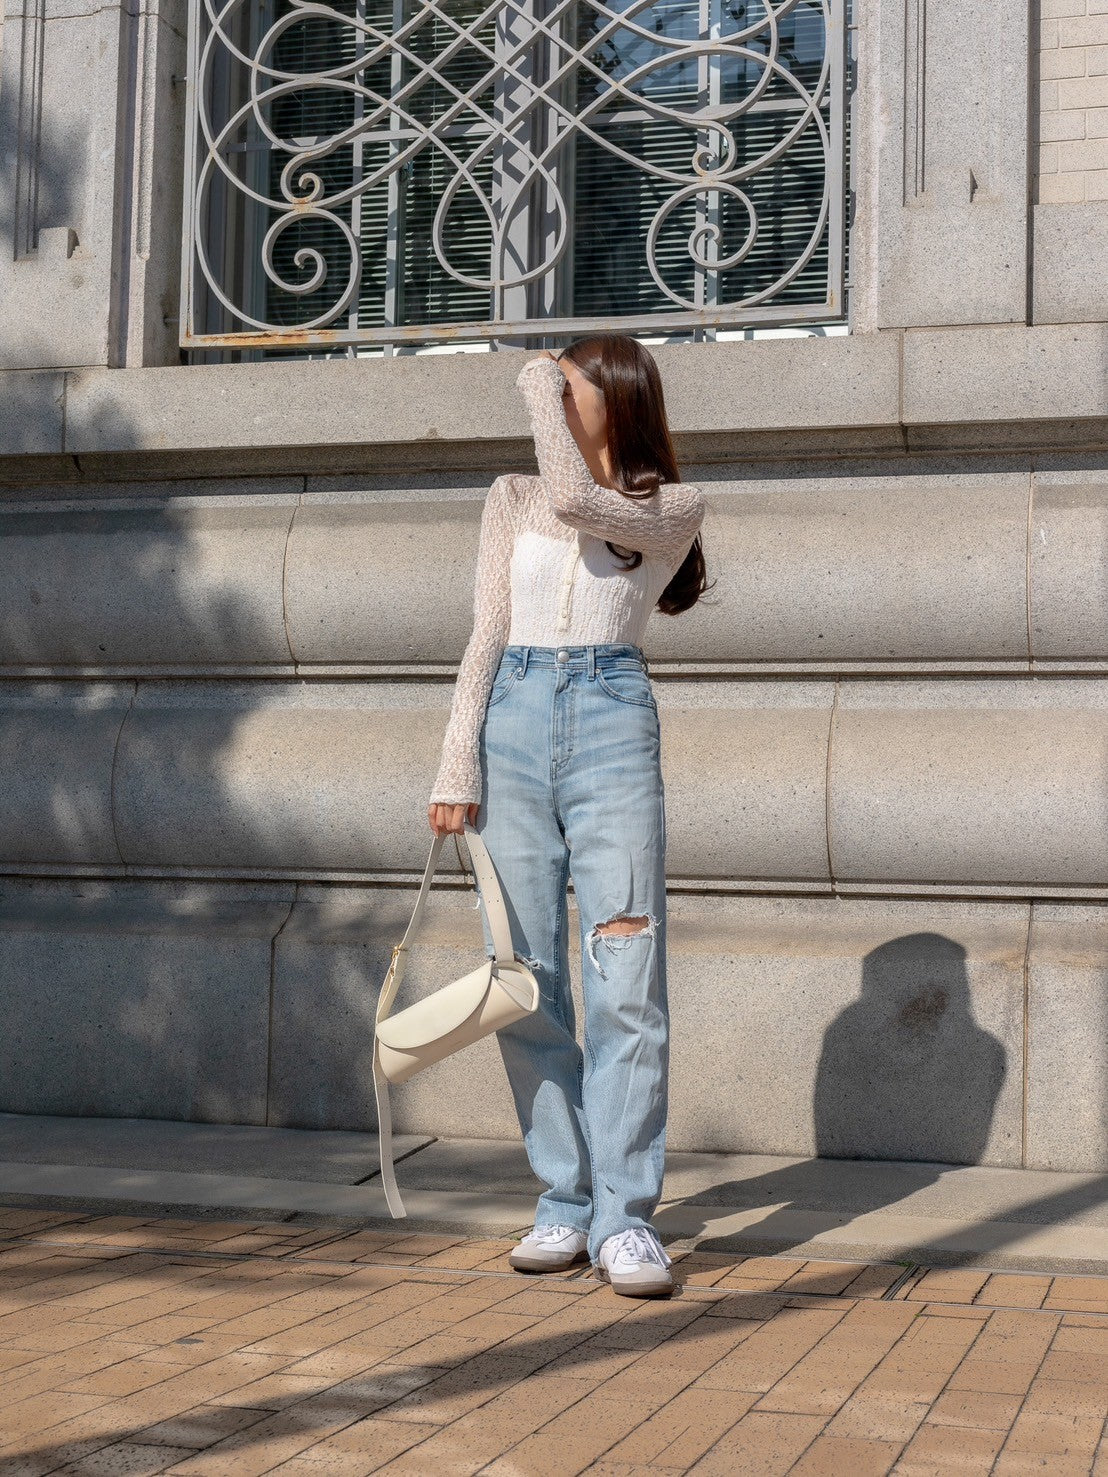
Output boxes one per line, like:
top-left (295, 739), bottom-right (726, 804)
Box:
top-left (373, 821), bottom-right (513, 1218)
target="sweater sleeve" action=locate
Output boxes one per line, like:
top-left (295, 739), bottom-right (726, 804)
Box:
top-left (516, 355), bottom-right (706, 562)
top-left (428, 474), bottom-right (514, 807)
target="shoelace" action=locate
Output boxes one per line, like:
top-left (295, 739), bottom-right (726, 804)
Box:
top-left (522, 1222), bottom-right (580, 1244)
top-left (607, 1226), bottom-right (672, 1270)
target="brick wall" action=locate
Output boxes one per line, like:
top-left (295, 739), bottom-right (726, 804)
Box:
top-left (1038, 0), bottom-right (1108, 202)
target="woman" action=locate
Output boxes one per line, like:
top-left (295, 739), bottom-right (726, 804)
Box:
top-left (427, 334), bottom-right (709, 1298)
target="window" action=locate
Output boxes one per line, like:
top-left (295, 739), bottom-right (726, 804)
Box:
top-left (182, 0), bottom-right (848, 355)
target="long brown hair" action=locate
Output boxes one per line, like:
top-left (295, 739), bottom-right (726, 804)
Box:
top-left (556, 334), bottom-right (712, 615)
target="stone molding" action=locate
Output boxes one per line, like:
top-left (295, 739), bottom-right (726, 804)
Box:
top-left (863, 0), bottom-right (1031, 328)
top-left (4, 326), bottom-right (1108, 485)
top-left (2, 675), bottom-right (1107, 898)
top-left (3, 464), bottom-right (1106, 679)
top-left (0, 0), bottom-right (186, 370)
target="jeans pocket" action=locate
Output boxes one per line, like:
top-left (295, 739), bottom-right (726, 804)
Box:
top-left (486, 663), bottom-right (520, 708)
top-left (596, 663), bottom-right (656, 708)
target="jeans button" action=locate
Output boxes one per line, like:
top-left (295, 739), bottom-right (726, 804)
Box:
top-left (557, 648), bottom-right (568, 662)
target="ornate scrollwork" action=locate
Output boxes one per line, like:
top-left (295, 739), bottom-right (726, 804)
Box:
top-left (183, 0), bottom-right (843, 346)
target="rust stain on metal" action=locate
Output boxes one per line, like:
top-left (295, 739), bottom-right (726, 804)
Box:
top-left (182, 300), bottom-right (847, 352)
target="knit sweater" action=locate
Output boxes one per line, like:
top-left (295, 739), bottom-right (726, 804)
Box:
top-left (428, 355), bottom-right (706, 807)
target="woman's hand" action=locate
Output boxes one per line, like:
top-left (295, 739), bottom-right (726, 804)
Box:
top-left (428, 801), bottom-right (479, 837)
top-left (523, 350), bottom-right (564, 371)
top-left (516, 350), bottom-right (566, 396)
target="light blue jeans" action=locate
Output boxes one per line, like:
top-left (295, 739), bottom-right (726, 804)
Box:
top-left (473, 642), bottom-right (669, 1264)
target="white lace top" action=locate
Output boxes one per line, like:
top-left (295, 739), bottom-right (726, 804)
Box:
top-left (429, 355), bottom-right (707, 807)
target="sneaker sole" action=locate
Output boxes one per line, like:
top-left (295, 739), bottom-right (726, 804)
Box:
top-left (509, 1247), bottom-right (590, 1273)
top-left (594, 1264), bottom-right (675, 1297)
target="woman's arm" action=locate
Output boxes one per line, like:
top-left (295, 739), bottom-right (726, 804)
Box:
top-left (516, 355), bottom-right (705, 561)
top-left (428, 474), bottom-right (514, 808)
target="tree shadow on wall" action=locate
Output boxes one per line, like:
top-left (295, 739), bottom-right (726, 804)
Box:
top-left (0, 326), bottom-right (482, 1147)
top-left (0, 341), bottom-right (305, 1133)
top-left (0, 63), bottom-right (84, 253)
top-left (0, 95), bottom-right (472, 1146)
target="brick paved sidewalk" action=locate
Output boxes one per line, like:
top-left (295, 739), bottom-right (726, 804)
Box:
top-left (0, 1208), bottom-right (1107, 1476)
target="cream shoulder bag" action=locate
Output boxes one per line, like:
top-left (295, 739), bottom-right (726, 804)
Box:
top-left (373, 820), bottom-right (539, 1218)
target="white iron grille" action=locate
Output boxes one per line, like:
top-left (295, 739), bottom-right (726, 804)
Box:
top-left (180, 0), bottom-right (848, 350)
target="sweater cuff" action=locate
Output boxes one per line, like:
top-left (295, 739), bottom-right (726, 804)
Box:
top-left (515, 357), bottom-right (564, 392)
top-left (429, 769), bottom-right (482, 807)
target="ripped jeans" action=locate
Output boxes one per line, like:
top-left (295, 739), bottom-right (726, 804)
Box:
top-left (474, 643), bottom-right (669, 1263)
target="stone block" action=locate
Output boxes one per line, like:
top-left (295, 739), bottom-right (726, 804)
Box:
top-left (650, 467), bottom-right (1029, 667)
top-left (664, 893), bottom-right (1027, 1167)
top-left (868, 0), bottom-right (1030, 327)
top-left (0, 879), bottom-right (293, 1120)
top-left (829, 678), bottom-right (1108, 888)
top-left (64, 352), bottom-right (530, 458)
top-left (0, 4), bottom-right (133, 369)
top-left (661, 334), bottom-right (901, 434)
top-left (285, 495), bottom-right (482, 666)
top-left (1030, 468), bottom-right (1108, 661)
top-left (0, 372), bottom-right (66, 455)
top-left (1025, 903), bottom-right (1108, 1172)
top-left (0, 489), bottom-right (299, 671)
top-left (903, 324), bottom-right (1108, 427)
top-left (1033, 204), bottom-right (1108, 324)
top-left (662, 683), bottom-right (834, 883)
top-left (0, 682), bottom-right (131, 865)
top-left (111, 681), bottom-right (448, 872)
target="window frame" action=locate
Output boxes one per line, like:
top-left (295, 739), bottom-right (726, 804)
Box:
top-left (180, 0), bottom-right (850, 355)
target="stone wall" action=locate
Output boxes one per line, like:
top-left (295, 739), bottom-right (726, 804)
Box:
top-left (1, 407), bottom-right (1106, 1171)
top-left (0, 0), bottom-right (1107, 1175)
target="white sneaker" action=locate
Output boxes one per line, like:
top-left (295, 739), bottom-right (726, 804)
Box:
top-left (509, 1223), bottom-right (590, 1272)
top-left (595, 1226), bottom-right (674, 1297)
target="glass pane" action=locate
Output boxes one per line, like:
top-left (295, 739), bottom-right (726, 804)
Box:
top-left (402, 4), bottom-right (498, 126)
top-left (572, 0), bottom-right (835, 318)
top-left (393, 137), bottom-right (495, 325)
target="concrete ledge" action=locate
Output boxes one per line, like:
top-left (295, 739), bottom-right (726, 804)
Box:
top-left (4, 327), bottom-right (1108, 480)
top-left (903, 324), bottom-right (1108, 427)
top-left (5, 1119), bottom-right (1108, 1275)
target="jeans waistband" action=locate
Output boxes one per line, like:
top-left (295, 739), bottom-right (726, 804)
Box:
top-left (503, 643), bottom-right (644, 674)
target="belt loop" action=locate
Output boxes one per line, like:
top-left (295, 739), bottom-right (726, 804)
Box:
top-left (521, 645), bottom-right (530, 678)
top-left (587, 646), bottom-right (596, 681)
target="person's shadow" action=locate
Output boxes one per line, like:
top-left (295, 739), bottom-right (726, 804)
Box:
top-left (664, 932), bottom-right (1008, 1254)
